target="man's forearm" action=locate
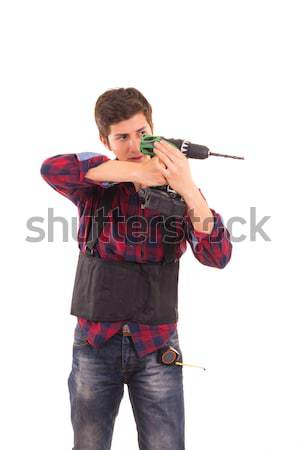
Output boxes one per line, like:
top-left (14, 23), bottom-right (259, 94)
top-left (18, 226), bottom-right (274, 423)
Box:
top-left (182, 186), bottom-right (214, 234)
top-left (85, 160), bottom-right (141, 184)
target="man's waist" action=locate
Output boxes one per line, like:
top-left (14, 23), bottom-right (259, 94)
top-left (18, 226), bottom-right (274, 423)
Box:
top-left (117, 323), bottom-right (132, 336)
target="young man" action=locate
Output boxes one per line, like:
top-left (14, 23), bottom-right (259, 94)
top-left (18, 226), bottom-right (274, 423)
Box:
top-left (40, 87), bottom-right (232, 450)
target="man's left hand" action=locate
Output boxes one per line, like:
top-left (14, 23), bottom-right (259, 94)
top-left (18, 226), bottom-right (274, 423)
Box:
top-left (153, 139), bottom-right (196, 197)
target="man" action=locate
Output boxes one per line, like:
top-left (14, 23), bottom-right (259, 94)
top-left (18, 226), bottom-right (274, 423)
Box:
top-left (40, 87), bottom-right (232, 450)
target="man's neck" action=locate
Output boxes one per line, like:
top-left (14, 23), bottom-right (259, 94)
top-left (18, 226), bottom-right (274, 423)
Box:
top-left (134, 182), bottom-right (141, 192)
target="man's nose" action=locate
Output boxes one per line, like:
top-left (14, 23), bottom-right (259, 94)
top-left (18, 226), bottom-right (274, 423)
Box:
top-left (129, 137), bottom-right (141, 152)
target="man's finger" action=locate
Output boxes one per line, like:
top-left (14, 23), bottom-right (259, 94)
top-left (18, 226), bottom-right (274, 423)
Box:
top-left (153, 148), bottom-right (175, 171)
top-left (155, 141), bottom-right (181, 163)
top-left (159, 140), bottom-right (184, 159)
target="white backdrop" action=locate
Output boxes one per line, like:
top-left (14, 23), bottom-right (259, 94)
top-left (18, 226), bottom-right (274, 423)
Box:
top-left (1, 0), bottom-right (297, 449)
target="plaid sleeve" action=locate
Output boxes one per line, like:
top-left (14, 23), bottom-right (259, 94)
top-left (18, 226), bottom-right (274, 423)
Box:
top-left (40, 152), bottom-right (118, 206)
top-left (183, 193), bottom-right (232, 269)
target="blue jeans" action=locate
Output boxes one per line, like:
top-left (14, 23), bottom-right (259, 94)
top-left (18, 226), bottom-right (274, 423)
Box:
top-left (67, 324), bottom-right (185, 450)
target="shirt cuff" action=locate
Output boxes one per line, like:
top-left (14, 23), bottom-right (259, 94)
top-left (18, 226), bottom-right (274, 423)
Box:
top-left (184, 208), bottom-right (226, 244)
top-left (76, 152), bottom-right (118, 188)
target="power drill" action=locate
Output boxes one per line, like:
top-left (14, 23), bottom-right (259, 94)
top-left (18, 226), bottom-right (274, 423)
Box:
top-left (138, 134), bottom-right (244, 217)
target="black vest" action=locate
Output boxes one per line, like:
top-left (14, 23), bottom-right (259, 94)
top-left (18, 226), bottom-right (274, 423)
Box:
top-left (70, 184), bottom-right (180, 325)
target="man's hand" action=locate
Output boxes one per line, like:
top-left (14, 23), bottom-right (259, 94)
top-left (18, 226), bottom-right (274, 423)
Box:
top-left (152, 139), bottom-right (196, 196)
top-left (135, 154), bottom-right (168, 187)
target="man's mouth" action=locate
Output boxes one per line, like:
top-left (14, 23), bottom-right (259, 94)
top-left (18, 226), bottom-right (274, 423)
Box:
top-left (128, 155), bottom-right (143, 161)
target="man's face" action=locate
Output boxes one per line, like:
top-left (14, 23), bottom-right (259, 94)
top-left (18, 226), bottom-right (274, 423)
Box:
top-left (100, 112), bottom-right (152, 163)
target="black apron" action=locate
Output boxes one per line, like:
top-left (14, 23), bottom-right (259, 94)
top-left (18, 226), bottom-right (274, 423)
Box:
top-left (70, 184), bottom-right (180, 325)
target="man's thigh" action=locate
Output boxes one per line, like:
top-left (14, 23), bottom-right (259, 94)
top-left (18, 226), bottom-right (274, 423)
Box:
top-left (127, 330), bottom-right (185, 450)
top-left (67, 327), bottom-right (125, 450)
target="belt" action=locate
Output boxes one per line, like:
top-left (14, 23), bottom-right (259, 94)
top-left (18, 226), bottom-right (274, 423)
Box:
top-left (119, 324), bottom-right (132, 336)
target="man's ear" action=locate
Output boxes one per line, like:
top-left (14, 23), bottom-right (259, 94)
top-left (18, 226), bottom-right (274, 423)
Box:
top-left (99, 135), bottom-right (107, 146)
top-left (99, 135), bottom-right (117, 160)
top-left (99, 135), bottom-right (112, 152)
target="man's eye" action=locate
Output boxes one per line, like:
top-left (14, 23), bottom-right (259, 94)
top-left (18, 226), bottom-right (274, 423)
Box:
top-left (119, 131), bottom-right (146, 140)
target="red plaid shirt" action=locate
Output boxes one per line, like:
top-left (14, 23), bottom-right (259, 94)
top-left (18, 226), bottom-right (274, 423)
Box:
top-left (40, 151), bottom-right (232, 357)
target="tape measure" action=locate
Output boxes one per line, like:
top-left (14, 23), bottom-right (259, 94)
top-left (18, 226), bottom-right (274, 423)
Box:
top-left (158, 346), bottom-right (206, 370)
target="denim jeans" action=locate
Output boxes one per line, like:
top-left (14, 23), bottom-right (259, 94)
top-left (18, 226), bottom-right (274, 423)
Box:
top-left (67, 324), bottom-right (185, 450)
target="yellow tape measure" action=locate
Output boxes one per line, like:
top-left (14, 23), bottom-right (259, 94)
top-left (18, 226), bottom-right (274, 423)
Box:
top-left (175, 361), bottom-right (206, 370)
top-left (159, 346), bottom-right (206, 370)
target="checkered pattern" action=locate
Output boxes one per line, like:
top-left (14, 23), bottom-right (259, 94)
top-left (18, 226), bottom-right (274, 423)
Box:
top-left (41, 152), bottom-right (232, 357)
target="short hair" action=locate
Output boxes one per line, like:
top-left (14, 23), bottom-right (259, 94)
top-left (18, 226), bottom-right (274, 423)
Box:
top-left (94, 87), bottom-right (153, 139)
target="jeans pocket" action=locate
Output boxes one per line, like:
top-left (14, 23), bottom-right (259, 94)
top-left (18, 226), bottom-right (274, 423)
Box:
top-left (166, 329), bottom-right (183, 363)
top-left (73, 323), bottom-right (89, 347)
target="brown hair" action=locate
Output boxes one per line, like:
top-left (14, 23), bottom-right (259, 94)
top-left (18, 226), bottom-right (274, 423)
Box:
top-left (94, 87), bottom-right (153, 140)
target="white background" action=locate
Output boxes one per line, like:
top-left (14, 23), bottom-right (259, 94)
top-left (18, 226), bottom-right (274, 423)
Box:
top-left (1, 0), bottom-right (297, 449)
